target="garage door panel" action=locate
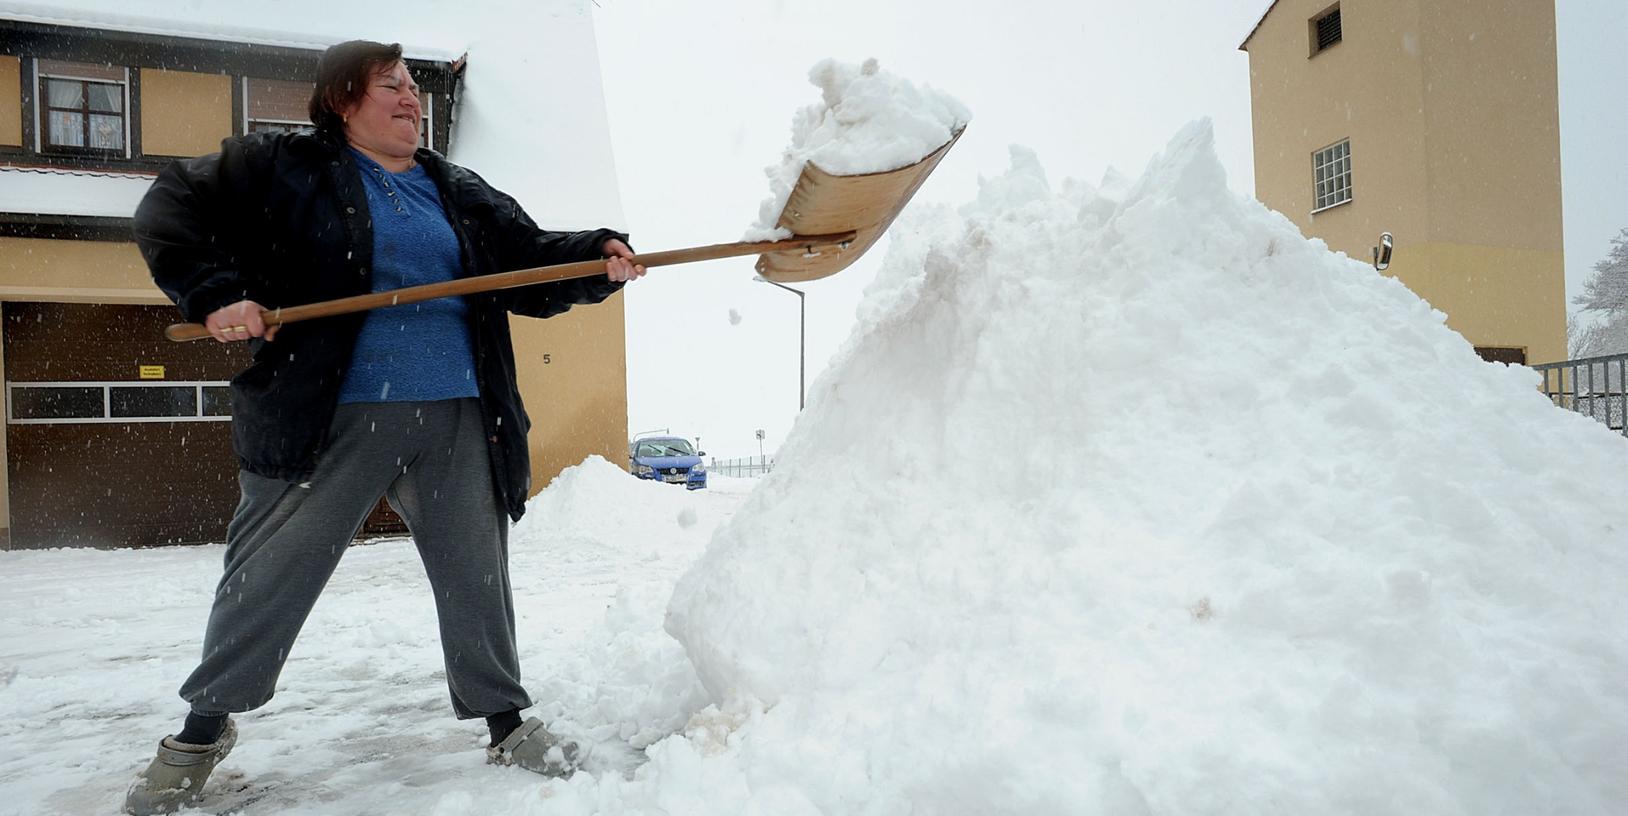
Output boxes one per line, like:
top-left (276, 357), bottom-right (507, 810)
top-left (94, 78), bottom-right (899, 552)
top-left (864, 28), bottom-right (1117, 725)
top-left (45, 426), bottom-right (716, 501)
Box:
top-left (5, 302), bottom-right (247, 382)
top-left (7, 422), bottom-right (239, 546)
top-left (5, 302), bottom-right (407, 549)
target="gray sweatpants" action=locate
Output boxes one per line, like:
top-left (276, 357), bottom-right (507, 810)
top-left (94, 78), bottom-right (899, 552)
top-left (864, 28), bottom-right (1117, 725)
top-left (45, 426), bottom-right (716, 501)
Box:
top-left (178, 398), bottom-right (533, 720)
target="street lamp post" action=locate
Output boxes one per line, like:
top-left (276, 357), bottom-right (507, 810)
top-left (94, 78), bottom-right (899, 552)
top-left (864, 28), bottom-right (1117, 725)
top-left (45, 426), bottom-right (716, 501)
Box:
top-left (754, 275), bottom-right (806, 411)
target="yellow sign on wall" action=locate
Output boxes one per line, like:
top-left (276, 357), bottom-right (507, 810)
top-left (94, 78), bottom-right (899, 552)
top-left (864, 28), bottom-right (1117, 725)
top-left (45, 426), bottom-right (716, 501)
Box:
top-left (139, 365), bottom-right (165, 380)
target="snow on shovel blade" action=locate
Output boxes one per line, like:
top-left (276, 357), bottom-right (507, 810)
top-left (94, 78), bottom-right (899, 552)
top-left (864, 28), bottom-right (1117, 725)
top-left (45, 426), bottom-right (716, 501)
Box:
top-left (756, 127), bottom-right (965, 284)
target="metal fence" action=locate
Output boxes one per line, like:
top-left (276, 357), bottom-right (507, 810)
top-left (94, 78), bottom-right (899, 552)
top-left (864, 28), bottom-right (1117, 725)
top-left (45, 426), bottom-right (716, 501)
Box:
top-left (710, 455), bottom-right (776, 478)
top-left (1532, 352), bottom-right (1628, 437)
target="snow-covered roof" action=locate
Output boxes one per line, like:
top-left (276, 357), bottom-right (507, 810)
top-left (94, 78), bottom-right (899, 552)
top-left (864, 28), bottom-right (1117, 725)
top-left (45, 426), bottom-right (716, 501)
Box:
top-left (0, 166), bottom-right (153, 218)
top-left (0, 3), bottom-right (462, 62)
top-left (1237, 0), bottom-right (1280, 51)
top-left (0, 0), bottom-right (625, 234)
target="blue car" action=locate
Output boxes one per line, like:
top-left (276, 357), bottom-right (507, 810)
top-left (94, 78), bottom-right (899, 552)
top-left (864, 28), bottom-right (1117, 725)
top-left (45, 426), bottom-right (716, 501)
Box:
top-left (629, 436), bottom-right (707, 489)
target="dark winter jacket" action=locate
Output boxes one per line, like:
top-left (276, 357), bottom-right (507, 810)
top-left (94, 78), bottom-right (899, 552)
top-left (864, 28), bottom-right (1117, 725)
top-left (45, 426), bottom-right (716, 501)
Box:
top-left (134, 128), bottom-right (626, 520)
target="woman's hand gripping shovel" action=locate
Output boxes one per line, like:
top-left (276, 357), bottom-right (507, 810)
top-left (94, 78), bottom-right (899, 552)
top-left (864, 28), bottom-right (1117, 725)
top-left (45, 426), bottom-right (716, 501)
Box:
top-left (163, 128), bottom-right (965, 343)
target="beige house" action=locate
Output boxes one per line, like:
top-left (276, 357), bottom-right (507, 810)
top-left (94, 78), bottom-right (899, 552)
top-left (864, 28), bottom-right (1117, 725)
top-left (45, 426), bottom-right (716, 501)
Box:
top-left (1240, 0), bottom-right (1566, 367)
top-left (0, 17), bottom-right (628, 548)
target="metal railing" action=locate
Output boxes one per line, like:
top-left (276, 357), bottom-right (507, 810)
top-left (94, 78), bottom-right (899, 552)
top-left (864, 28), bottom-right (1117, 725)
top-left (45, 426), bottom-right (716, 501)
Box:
top-left (710, 455), bottom-right (776, 478)
top-left (1532, 352), bottom-right (1628, 437)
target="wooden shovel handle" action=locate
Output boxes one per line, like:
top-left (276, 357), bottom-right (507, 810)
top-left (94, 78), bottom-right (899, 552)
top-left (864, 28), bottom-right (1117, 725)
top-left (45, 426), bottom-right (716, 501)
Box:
top-left (165, 232), bottom-right (857, 342)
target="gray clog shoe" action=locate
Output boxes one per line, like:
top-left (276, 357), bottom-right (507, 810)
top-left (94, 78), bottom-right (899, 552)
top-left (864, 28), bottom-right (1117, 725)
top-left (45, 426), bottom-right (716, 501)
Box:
top-left (485, 717), bottom-right (582, 778)
top-left (123, 718), bottom-right (238, 815)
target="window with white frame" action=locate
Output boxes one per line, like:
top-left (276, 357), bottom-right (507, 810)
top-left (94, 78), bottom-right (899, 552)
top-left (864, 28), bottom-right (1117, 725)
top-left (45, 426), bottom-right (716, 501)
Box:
top-left (1312, 139), bottom-right (1352, 211)
top-left (418, 91), bottom-right (433, 150)
top-left (37, 59), bottom-right (129, 156)
top-left (242, 77), bottom-right (432, 148)
top-left (7, 381), bottom-right (232, 424)
top-left (243, 77), bottom-right (314, 135)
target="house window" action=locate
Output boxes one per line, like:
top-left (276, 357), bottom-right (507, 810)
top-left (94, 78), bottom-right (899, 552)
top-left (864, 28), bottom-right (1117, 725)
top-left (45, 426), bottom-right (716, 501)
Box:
top-left (1311, 5), bottom-right (1342, 54)
top-left (244, 77), bottom-right (314, 135)
top-left (8, 385), bottom-right (103, 421)
top-left (1312, 139), bottom-right (1352, 211)
top-left (243, 77), bottom-right (432, 148)
top-left (6, 381), bottom-right (233, 424)
top-left (419, 91), bottom-right (433, 150)
top-left (37, 59), bottom-right (129, 156)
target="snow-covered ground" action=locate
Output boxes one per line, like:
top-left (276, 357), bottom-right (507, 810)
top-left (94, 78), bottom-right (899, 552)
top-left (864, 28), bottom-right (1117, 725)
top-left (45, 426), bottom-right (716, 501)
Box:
top-left (0, 466), bottom-right (755, 815)
top-left (5, 108), bottom-right (1628, 815)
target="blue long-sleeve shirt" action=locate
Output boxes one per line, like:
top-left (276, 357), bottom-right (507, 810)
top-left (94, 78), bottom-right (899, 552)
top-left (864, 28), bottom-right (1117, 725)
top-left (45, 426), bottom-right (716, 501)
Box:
top-left (338, 149), bottom-right (479, 404)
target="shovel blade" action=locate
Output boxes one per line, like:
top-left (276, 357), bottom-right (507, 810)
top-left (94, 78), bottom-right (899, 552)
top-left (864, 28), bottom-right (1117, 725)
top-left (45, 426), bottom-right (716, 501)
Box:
top-left (756, 127), bottom-right (964, 283)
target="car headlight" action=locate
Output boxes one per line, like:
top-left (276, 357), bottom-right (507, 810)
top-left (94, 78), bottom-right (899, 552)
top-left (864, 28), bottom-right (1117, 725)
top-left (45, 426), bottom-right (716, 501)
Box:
top-left (691, 462), bottom-right (706, 473)
top-left (634, 464), bottom-right (653, 475)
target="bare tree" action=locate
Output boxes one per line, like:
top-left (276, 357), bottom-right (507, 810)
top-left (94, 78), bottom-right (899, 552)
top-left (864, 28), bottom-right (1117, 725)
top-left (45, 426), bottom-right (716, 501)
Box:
top-left (1571, 228), bottom-right (1628, 357)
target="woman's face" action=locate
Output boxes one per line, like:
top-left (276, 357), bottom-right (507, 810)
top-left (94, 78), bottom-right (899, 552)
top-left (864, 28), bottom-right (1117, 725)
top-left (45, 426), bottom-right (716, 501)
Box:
top-left (342, 61), bottom-right (421, 159)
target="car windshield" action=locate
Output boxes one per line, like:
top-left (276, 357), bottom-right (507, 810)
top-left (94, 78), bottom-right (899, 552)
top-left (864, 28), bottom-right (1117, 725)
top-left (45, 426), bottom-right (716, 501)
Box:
top-left (636, 439), bottom-right (694, 457)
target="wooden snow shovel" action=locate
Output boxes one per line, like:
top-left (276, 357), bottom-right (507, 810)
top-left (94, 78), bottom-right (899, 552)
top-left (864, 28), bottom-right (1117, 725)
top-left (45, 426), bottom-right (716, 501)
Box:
top-left (164, 128), bottom-right (964, 342)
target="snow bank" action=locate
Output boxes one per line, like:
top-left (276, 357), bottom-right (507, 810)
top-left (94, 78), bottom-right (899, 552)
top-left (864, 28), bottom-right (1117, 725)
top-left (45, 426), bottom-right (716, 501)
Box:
top-left (510, 457), bottom-right (717, 754)
top-left (654, 122), bottom-right (1628, 813)
top-left (747, 58), bottom-right (970, 240)
top-left (517, 454), bottom-right (702, 555)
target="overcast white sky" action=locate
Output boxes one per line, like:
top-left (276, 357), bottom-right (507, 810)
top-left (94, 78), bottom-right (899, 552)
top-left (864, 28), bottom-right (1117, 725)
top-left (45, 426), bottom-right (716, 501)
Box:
top-left (5, 0), bottom-right (1623, 461)
top-left (594, 0), bottom-right (1626, 459)
top-left (594, 0), bottom-right (1264, 458)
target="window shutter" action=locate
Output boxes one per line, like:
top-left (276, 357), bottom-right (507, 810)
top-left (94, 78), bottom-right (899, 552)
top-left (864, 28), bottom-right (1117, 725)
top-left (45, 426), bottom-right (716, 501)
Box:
top-left (1315, 9), bottom-right (1343, 51)
top-left (246, 78), bottom-right (313, 124)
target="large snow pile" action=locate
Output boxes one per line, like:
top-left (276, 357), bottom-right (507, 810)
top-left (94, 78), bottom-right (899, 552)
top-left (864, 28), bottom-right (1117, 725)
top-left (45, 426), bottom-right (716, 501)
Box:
top-left (654, 123), bottom-right (1628, 813)
top-left (748, 58), bottom-right (969, 239)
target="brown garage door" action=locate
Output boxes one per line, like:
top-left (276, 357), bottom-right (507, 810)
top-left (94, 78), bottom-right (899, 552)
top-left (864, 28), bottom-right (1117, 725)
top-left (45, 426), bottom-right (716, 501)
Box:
top-left (4, 302), bottom-right (404, 549)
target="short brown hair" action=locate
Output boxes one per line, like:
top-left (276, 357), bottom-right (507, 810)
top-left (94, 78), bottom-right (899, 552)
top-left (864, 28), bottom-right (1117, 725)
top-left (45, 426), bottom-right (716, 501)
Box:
top-left (308, 40), bottom-right (404, 131)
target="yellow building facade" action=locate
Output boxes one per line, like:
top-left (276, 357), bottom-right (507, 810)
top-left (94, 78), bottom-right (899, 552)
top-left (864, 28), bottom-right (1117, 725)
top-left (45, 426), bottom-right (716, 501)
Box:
top-left (0, 19), bottom-right (628, 548)
top-left (1241, 0), bottom-right (1566, 366)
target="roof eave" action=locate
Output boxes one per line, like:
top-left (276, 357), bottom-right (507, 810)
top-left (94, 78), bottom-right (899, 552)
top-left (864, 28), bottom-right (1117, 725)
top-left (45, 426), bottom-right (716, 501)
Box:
top-left (1238, 0), bottom-right (1281, 51)
top-left (0, 7), bottom-right (462, 64)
